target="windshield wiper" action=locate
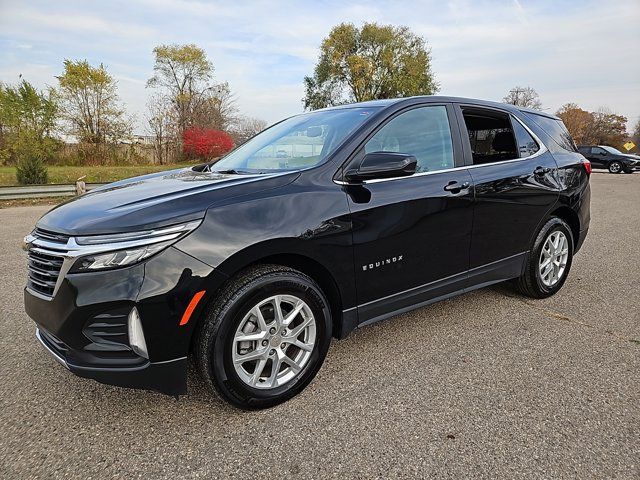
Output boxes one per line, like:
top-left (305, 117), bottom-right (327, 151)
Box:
top-left (211, 169), bottom-right (250, 175)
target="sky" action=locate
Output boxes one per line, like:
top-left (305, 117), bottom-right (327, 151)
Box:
top-left (1, 0), bottom-right (639, 133)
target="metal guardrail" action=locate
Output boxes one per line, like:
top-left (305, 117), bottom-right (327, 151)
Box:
top-left (0, 183), bottom-right (106, 200)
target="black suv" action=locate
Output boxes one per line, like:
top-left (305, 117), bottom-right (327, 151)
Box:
top-left (578, 145), bottom-right (639, 173)
top-left (24, 97), bottom-right (591, 409)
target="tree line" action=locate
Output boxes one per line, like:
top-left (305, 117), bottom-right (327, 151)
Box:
top-left (1, 22), bottom-right (638, 185)
top-left (0, 44), bottom-right (268, 183)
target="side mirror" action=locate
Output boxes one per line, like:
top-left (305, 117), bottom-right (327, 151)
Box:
top-left (345, 152), bottom-right (417, 182)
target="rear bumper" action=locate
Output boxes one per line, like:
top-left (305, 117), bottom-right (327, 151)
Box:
top-left (575, 227), bottom-right (589, 253)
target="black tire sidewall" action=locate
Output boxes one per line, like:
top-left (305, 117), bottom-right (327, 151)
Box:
top-left (209, 272), bottom-right (331, 409)
top-left (531, 218), bottom-right (574, 296)
top-left (609, 161), bottom-right (622, 173)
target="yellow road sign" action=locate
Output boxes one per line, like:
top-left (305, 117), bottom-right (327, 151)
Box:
top-left (623, 141), bottom-right (635, 151)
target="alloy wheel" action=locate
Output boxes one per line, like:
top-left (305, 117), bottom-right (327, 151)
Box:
top-left (538, 230), bottom-right (569, 287)
top-left (232, 294), bottom-right (316, 389)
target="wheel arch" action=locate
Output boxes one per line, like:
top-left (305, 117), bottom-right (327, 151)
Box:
top-left (192, 244), bottom-right (349, 344)
top-left (245, 252), bottom-right (344, 339)
top-left (549, 205), bottom-right (580, 248)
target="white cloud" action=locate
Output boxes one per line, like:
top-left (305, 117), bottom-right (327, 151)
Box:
top-left (0, 0), bottom-right (638, 131)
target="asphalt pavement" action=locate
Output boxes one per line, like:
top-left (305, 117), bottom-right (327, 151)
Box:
top-left (1, 172), bottom-right (638, 479)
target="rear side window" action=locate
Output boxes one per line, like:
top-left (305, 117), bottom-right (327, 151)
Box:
top-left (461, 108), bottom-right (518, 164)
top-left (512, 119), bottom-right (540, 158)
top-left (524, 113), bottom-right (577, 152)
top-left (364, 105), bottom-right (454, 173)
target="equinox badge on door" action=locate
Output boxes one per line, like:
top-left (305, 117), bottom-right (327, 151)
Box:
top-left (362, 255), bottom-right (404, 271)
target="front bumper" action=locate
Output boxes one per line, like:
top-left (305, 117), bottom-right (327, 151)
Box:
top-left (36, 327), bottom-right (187, 395)
top-left (25, 246), bottom-right (222, 396)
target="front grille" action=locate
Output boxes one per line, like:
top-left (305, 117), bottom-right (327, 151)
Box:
top-left (26, 229), bottom-right (70, 298)
top-left (27, 249), bottom-right (65, 296)
top-left (34, 228), bottom-right (70, 244)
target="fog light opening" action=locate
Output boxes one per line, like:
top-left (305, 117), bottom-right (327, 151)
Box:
top-left (128, 307), bottom-right (148, 359)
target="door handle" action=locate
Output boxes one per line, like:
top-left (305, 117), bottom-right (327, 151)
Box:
top-left (443, 181), bottom-right (470, 193)
top-left (534, 166), bottom-right (551, 176)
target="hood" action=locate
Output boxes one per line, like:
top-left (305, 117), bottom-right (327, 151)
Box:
top-left (37, 167), bottom-right (298, 235)
top-left (621, 153), bottom-right (640, 161)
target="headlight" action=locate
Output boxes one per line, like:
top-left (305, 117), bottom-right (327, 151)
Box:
top-left (72, 242), bottom-right (171, 271)
top-left (69, 220), bottom-right (201, 272)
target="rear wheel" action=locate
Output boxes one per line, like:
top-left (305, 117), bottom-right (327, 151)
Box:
top-left (608, 161), bottom-right (622, 173)
top-left (193, 264), bottom-right (332, 409)
top-left (515, 217), bottom-right (574, 298)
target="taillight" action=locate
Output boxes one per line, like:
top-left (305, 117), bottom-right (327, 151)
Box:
top-left (581, 158), bottom-right (592, 176)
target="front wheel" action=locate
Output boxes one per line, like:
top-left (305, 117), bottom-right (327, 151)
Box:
top-left (515, 217), bottom-right (574, 298)
top-left (608, 161), bottom-right (623, 173)
top-left (193, 265), bottom-right (332, 409)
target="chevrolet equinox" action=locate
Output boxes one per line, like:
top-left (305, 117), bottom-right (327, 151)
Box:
top-left (24, 97), bottom-right (591, 409)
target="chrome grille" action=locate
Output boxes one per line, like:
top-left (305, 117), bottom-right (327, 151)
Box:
top-left (34, 228), bottom-right (70, 244)
top-left (27, 249), bottom-right (65, 296)
top-left (26, 229), bottom-right (70, 298)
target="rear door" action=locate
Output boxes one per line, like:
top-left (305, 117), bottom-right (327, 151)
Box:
top-left (343, 103), bottom-right (474, 324)
top-left (454, 104), bottom-right (560, 286)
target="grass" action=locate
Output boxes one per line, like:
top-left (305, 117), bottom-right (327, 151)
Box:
top-left (0, 163), bottom-right (193, 187)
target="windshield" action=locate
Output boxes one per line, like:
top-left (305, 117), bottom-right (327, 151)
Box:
top-left (209, 107), bottom-right (380, 173)
top-left (601, 146), bottom-right (623, 154)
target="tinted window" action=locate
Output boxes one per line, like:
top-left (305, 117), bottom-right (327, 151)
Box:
top-left (462, 109), bottom-right (518, 164)
top-left (591, 147), bottom-right (606, 154)
top-left (524, 113), bottom-right (577, 152)
top-left (602, 146), bottom-right (623, 154)
top-left (364, 106), bottom-right (454, 173)
top-left (512, 118), bottom-right (540, 158)
top-left (212, 107), bottom-right (380, 173)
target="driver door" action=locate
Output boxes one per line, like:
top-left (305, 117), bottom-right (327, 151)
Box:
top-left (344, 104), bottom-right (474, 325)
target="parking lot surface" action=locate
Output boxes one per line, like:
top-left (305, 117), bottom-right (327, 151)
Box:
top-left (1, 173), bottom-right (638, 479)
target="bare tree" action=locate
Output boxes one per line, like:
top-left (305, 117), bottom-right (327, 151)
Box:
top-left (146, 95), bottom-right (177, 164)
top-left (503, 86), bottom-right (542, 110)
top-left (190, 82), bottom-right (238, 131)
top-left (230, 116), bottom-right (268, 145)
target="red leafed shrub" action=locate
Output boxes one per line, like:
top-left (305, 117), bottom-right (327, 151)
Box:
top-left (183, 128), bottom-right (234, 159)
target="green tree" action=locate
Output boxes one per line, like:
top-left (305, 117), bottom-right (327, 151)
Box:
top-left (57, 60), bottom-right (131, 144)
top-left (0, 79), bottom-right (59, 167)
top-left (147, 44), bottom-right (236, 138)
top-left (16, 148), bottom-right (48, 185)
top-left (303, 23), bottom-right (439, 110)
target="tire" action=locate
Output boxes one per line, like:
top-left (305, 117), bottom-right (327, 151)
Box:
top-left (608, 161), bottom-right (623, 174)
top-left (515, 217), bottom-right (574, 299)
top-left (193, 264), bottom-right (332, 409)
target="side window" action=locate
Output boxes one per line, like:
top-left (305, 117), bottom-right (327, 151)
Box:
top-left (461, 108), bottom-right (518, 164)
top-left (577, 146), bottom-right (589, 155)
top-left (523, 113), bottom-right (577, 152)
top-left (511, 118), bottom-right (540, 158)
top-left (364, 106), bottom-right (454, 173)
top-left (591, 147), bottom-right (605, 155)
